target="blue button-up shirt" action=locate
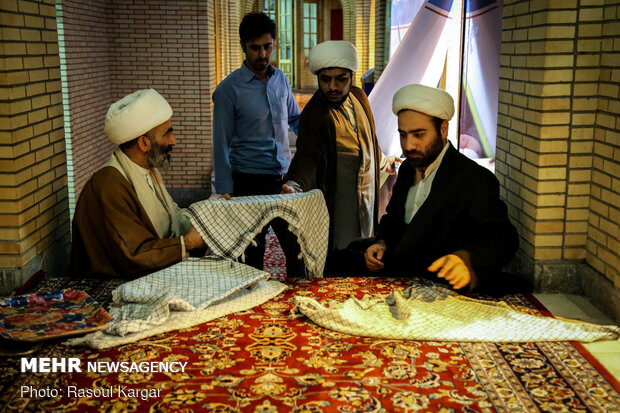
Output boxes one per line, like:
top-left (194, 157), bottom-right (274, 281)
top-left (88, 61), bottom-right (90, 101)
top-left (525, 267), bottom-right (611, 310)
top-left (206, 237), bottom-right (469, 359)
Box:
top-left (212, 63), bottom-right (301, 194)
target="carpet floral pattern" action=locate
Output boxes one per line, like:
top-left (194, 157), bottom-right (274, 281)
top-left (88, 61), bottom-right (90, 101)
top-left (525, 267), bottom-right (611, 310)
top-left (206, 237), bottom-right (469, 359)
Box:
top-left (1, 276), bottom-right (619, 412)
top-left (263, 230), bottom-right (287, 281)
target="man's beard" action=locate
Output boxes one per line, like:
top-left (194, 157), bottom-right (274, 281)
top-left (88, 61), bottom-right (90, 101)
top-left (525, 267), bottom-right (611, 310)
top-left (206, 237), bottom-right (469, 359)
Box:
top-left (321, 89), bottom-right (349, 106)
top-left (403, 133), bottom-right (444, 169)
top-left (147, 141), bottom-right (172, 170)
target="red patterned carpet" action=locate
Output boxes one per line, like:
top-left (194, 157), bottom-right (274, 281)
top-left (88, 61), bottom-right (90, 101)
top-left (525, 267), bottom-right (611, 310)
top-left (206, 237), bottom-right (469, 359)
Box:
top-left (263, 230), bottom-right (287, 281)
top-left (1, 238), bottom-right (619, 412)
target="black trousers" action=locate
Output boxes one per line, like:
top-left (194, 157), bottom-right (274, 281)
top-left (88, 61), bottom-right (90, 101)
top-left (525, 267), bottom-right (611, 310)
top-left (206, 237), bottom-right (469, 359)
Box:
top-left (324, 238), bottom-right (375, 277)
top-left (232, 172), bottom-right (305, 277)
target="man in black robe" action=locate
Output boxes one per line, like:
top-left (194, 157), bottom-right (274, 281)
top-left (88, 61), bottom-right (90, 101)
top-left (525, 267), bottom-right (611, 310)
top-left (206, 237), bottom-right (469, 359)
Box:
top-left (363, 84), bottom-right (523, 294)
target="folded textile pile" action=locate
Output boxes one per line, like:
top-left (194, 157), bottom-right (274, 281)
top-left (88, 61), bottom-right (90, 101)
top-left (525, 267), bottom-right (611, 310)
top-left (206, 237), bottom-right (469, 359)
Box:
top-left (186, 189), bottom-right (329, 279)
top-left (67, 258), bottom-right (286, 349)
top-left (69, 191), bottom-right (329, 349)
top-left (292, 284), bottom-right (620, 342)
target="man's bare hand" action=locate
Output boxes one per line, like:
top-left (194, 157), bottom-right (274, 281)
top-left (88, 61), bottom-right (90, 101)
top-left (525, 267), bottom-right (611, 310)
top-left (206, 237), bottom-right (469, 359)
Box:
top-left (428, 254), bottom-right (471, 289)
top-left (218, 193), bottom-right (231, 200)
top-left (183, 226), bottom-right (205, 250)
top-left (281, 184), bottom-right (294, 194)
top-left (385, 156), bottom-right (402, 175)
top-left (365, 242), bottom-right (387, 272)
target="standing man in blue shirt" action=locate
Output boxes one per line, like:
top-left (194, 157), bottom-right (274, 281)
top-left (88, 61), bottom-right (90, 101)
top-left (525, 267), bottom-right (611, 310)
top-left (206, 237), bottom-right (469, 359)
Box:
top-left (212, 12), bottom-right (302, 275)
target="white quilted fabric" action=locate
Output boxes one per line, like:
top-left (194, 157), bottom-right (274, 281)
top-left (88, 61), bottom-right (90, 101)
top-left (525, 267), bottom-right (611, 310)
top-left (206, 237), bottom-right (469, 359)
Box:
top-left (292, 284), bottom-right (620, 342)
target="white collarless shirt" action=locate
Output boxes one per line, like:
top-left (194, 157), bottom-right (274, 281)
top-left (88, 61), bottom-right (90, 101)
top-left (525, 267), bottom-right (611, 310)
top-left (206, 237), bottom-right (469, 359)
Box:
top-left (404, 143), bottom-right (450, 224)
top-left (135, 163), bottom-right (156, 192)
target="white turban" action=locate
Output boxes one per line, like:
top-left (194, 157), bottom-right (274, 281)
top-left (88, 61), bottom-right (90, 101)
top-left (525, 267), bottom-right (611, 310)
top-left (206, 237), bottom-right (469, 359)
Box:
top-left (104, 89), bottom-right (173, 145)
top-left (308, 41), bottom-right (358, 75)
top-left (392, 84), bottom-right (455, 120)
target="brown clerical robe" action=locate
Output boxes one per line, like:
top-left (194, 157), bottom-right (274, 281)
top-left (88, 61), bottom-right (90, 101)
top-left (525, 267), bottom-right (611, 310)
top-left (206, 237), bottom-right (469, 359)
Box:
top-left (71, 166), bottom-right (183, 279)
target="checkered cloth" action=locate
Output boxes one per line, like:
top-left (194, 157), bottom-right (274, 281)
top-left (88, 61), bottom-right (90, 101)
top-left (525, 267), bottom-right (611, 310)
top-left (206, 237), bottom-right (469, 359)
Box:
top-left (292, 284), bottom-right (620, 342)
top-left (67, 191), bottom-right (328, 349)
top-left (67, 258), bottom-right (286, 349)
top-left (186, 189), bottom-right (329, 279)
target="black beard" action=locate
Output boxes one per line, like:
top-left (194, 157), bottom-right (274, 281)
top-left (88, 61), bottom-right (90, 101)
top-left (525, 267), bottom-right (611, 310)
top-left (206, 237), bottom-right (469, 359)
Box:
top-left (321, 90), bottom-right (349, 107)
top-left (406, 134), bottom-right (444, 169)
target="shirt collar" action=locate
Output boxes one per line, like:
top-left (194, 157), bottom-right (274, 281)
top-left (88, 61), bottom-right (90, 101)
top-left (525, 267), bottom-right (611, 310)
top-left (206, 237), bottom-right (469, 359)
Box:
top-left (133, 161), bottom-right (152, 178)
top-left (117, 149), bottom-right (152, 177)
top-left (241, 61), bottom-right (273, 83)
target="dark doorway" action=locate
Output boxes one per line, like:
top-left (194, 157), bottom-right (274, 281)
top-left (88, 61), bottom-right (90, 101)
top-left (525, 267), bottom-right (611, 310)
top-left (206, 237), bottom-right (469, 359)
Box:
top-left (330, 9), bottom-right (343, 40)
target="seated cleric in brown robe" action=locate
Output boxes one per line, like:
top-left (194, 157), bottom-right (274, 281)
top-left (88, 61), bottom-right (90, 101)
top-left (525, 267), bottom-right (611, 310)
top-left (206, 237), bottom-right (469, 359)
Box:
top-left (70, 89), bottom-right (205, 279)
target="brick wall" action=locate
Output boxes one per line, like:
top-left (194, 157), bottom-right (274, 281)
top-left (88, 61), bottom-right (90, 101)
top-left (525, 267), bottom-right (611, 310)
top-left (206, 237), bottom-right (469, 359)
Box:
top-left (354, 0), bottom-right (373, 86)
top-left (344, 0), bottom-right (375, 88)
top-left (107, 0), bottom-right (215, 190)
top-left (59, 0), bottom-right (216, 200)
top-left (373, 0), bottom-right (388, 80)
top-left (0, 0), bottom-right (69, 292)
top-left (498, 0), bottom-right (619, 294)
top-left (589, 1), bottom-right (619, 285)
top-left (57, 0), bottom-right (114, 207)
top-left (215, 0), bottom-right (241, 85)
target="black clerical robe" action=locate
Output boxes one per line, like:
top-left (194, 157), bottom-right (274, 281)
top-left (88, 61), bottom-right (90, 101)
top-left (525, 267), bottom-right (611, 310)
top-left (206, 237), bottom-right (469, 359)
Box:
top-left (376, 143), bottom-right (519, 289)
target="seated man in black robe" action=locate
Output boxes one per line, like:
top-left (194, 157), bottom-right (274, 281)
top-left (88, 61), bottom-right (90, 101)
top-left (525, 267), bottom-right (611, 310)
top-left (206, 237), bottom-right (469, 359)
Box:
top-left (349, 84), bottom-right (526, 295)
